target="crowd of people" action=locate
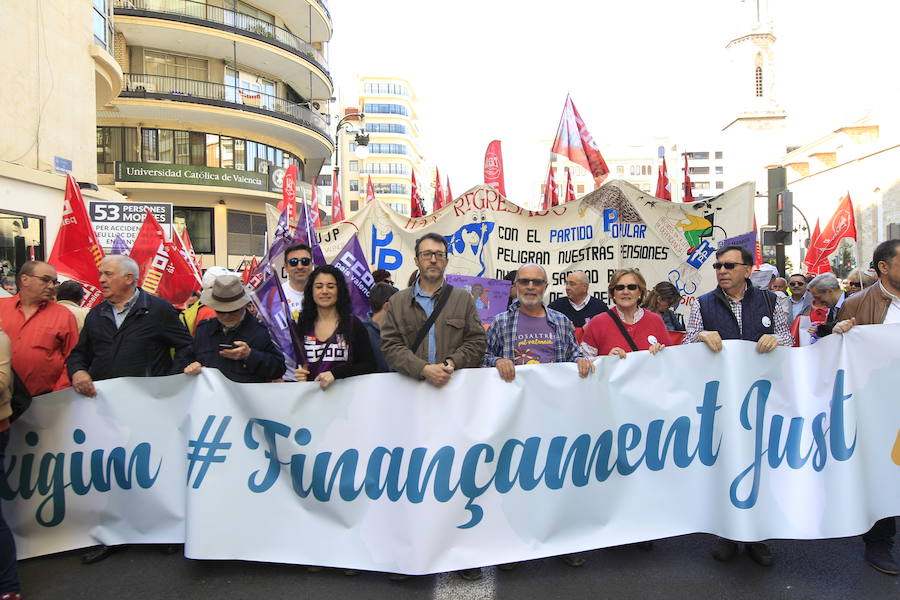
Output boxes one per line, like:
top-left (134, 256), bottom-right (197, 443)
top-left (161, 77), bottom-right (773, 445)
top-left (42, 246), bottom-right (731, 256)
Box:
top-left (0, 237), bottom-right (897, 597)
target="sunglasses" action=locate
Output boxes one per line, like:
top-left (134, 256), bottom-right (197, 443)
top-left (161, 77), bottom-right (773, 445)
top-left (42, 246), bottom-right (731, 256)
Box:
top-left (613, 284), bottom-right (639, 291)
top-left (287, 257), bottom-right (312, 267)
top-left (516, 278), bottom-right (546, 286)
top-left (712, 262), bottom-right (749, 270)
top-left (847, 281), bottom-right (862, 288)
top-left (788, 281), bottom-right (806, 287)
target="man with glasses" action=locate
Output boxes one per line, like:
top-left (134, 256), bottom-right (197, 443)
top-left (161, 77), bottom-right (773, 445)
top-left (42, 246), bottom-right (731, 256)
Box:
top-left (380, 232), bottom-right (486, 581)
top-left (787, 273), bottom-right (812, 321)
top-left (0, 260), bottom-right (79, 396)
top-left (684, 245), bottom-right (792, 567)
top-left (282, 243), bottom-right (314, 321)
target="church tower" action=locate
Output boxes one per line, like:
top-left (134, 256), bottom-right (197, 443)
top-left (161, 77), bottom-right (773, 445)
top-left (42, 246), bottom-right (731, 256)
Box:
top-left (722, 0), bottom-right (786, 133)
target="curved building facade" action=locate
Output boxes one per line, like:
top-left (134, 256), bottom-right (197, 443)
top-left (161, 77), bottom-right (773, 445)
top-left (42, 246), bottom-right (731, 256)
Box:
top-left (97, 0), bottom-right (335, 266)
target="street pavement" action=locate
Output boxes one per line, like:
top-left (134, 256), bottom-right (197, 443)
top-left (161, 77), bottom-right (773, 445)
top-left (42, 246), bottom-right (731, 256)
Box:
top-left (18, 532), bottom-right (899, 599)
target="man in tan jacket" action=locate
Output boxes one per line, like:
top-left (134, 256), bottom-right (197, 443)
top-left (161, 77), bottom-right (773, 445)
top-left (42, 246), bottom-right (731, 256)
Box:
top-left (832, 239), bottom-right (900, 576)
top-left (381, 233), bottom-right (486, 388)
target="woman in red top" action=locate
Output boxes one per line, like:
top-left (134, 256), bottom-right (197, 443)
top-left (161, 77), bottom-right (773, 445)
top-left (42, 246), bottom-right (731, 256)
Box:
top-left (581, 269), bottom-right (669, 359)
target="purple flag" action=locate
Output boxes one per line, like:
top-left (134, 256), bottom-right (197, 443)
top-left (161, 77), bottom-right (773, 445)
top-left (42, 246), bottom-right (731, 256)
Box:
top-left (331, 234), bottom-right (373, 319)
top-left (110, 235), bottom-right (130, 256)
top-left (292, 194), bottom-right (327, 266)
top-left (250, 266), bottom-right (303, 375)
top-left (445, 274), bottom-right (512, 325)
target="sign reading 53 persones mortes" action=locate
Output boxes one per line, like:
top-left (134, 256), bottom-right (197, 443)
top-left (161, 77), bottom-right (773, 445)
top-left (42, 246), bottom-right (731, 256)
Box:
top-left (314, 180), bottom-right (755, 310)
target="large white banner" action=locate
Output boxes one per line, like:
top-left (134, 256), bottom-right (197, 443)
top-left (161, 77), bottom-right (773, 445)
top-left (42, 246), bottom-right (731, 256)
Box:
top-left (4, 325), bottom-right (898, 573)
top-left (274, 181), bottom-right (755, 315)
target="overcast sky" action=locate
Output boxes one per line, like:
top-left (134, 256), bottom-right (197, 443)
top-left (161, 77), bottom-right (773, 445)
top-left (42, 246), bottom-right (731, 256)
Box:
top-left (328, 0), bottom-right (897, 207)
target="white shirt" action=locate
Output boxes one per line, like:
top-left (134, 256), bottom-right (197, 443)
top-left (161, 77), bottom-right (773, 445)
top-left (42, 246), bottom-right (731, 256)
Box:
top-left (568, 296), bottom-right (590, 311)
top-left (880, 281), bottom-right (900, 324)
top-left (281, 281), bottom-right (304, 322)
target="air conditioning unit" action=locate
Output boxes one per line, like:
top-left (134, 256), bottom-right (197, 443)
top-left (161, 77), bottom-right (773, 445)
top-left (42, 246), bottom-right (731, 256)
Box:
top-left (131, 80), bottom-right (156, 93)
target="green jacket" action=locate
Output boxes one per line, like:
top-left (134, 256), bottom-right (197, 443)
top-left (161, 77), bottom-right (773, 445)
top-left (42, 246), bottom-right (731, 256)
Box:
top-left (380, 283), bottom-right (486, 379)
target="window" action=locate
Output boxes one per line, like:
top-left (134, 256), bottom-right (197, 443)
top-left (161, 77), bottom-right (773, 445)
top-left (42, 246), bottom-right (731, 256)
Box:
top-left (364, 162), bottom-right (409, 175)
top-left (389, 202), bottom-right (408, 215)
top-left (364, 103), bottom-right (409, 116)
top-left (174, 131), bottom-right (190, 165)
top-left (616, 166), bottom-right (624, 176)
top-left (369, 143), bottom-right (408, 155)
top-left (144, 50), bottom-right (208, 81)
top-left (374, 183), bottom-right (409, 195)
top-left (364, 83), bottom-right (409, 96)
top-left (142, 129), bottom-right (159, 161)
top-left (0, 211), bottom-right (46, 275)
top-left (350, 200), bottom-right (359, 211)
top-left (687, 152), bottom-right (709, 160)
top-left (349, 160), bottom-right (359, 172)
top-left (365, 123), bottom-right (408, 134)
top-left (692, 182), bottom-right (710, 190)
top-left (715, 166), bottom-right (724, 175)
top-left (206, 134), bottom-right (220, 167)
top-left (158, 130), bottom-right (174, 163)
top-left (92, 0), bottom-right (113, 51)
top-left (715, 151), bottom-right (723, 159)
top-left (96, 127), bottom-right (139, 174)
top-left (234, 139), bottom-right (245, 170)
top-left (317, 174), bottom-right (332, 186)
top-left (755, 66), bottom-right (763, 97)
top-left (227, 210), bottom-right (266, 256)
top-left (715, 181), bottom-right (724, 189)
top-left (576, 185), bottom-right (584, 194)
top-left (689, 167), bottom-right (709, 175)
top-left (174, 207), bottom-right (214, 254)
top-left (349, 180), bottom-right (359, 191)
top-left (220, 136), bottom-right (234, 169)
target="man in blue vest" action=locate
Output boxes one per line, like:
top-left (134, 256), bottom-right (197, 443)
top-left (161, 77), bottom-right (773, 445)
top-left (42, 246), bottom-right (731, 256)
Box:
top-left (684, 244), bottom-right (794, 566)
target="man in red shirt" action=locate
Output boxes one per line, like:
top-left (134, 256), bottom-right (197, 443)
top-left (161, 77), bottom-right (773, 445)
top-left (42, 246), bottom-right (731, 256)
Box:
top-left (0, 261), bottom-right (78, 395)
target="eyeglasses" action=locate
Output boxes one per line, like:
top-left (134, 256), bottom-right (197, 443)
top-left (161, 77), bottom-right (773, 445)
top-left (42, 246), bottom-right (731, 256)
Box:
top-left (30, 274), bottom-right (59, 286)
top-left (613, 284), bottom-right (639, 291)
top-left (417, 251), bottom-right (447, 261)
top-left (712, 262), bottom-right (749, 270)
top-left (788, 281), bottom-right (806, 287)
top-left (516, 278), bottom-right (546, 286)
top-left (847, 281), bottom-right (862, 288)
top-left (287, 257), bottom-right (312, 267)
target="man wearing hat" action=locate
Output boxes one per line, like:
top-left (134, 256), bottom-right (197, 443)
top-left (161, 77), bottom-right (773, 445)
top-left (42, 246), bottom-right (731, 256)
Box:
top-left (176, 274), bottom-right (285, 383)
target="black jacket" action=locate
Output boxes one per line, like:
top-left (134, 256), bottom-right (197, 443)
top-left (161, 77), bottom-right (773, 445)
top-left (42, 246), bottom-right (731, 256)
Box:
top-left (67, 288), bottom-right (193, 381)
top-left (175, 312), bottom-right (286, 383)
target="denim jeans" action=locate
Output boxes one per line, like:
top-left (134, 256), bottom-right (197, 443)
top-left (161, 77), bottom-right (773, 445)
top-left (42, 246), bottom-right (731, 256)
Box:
top-left (0, 428), bottom-right (20, 593)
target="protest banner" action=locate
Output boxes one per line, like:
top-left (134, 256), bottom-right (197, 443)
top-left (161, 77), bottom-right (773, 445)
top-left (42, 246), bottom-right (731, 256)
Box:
top-left (275, 180), bottom-right (754, 322)
top-left (4, 324), bottom-right (899, 573)
top-left (88, 200), bottom-right (172, 251)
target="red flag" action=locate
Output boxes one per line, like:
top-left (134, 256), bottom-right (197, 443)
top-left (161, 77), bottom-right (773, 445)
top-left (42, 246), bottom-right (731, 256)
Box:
top-left (365, 176), bottom-right (376, 205)
top-left (483, 140), bottom-right (507, 196)
top-left (310, 181), bottom-right (323, 228)
top-left (445, 177), bottom-right (453, 207)
top-left (550, 95), bottom-right (610, 187)
top-left (564, 168), bottom-right (576, 203)
top-left (48, 175), bottom-right (106, 307)
top-left (804, 196), bottom-right (856, 274)
top-left (129, 209), bottom-right (166, 279)
top-left (682, 154), bottom-right (694, 202)
top-left (171, 224), bottom-right (202, 287)
top-left (278, 164), bottom-right (298, 232)
top-left (410, 171), bottom-right (423, 218)
top-left (433, 167), bottom-right (444, 211)
top-left (142, 239), bottom-right (199, 310)
top-left (241, 260), bottom-right (251, 285)
top-left (331, 168), bottom-right (345, 223)
top-left (542, 166), bottom-right (560, 209)
top-left (656, 157), bottom-right (672, 200)
top-left (179, 225), bottom-right (201, 272)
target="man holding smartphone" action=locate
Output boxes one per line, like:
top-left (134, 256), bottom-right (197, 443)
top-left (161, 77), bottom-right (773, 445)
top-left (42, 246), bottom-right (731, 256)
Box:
top-left (177, 274), bottom-right (285, 383)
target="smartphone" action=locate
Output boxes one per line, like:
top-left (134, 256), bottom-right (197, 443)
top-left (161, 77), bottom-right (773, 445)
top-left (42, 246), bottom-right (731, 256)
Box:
top-left (218, 343), bottom-right (237, 350)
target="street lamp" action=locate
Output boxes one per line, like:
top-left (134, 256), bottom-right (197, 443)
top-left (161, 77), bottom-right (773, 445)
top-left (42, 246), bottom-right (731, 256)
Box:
top-left (331, 113), bottom-right (370, 219)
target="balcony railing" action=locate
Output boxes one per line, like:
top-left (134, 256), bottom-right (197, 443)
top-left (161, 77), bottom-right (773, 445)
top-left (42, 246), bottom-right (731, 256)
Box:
top-left (114, 0), bottom-right (328, 73)
top-left (120, 73), bottom-right (330, 139)
top-left (314, 0), bottom-right (331, 20)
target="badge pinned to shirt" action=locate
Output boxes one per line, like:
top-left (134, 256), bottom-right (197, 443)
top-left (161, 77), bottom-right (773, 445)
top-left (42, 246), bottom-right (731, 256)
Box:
top-left (647, 335), bottom-right (658, 345)
top-left (762, 316), bottom-right (772, 328)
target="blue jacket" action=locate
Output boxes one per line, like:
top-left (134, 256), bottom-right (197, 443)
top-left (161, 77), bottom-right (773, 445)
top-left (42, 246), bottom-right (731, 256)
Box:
top-left (363, 316), bottom-right (392, 373)
top-left (697, 283), bottom-right (776, 342)
top-left (176, 312), bottom-right (286, 383)
top-left (68, 288), bottom-right (193, 380)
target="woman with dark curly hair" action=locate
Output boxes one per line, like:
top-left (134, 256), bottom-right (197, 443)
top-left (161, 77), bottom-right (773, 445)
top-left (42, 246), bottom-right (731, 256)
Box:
top-left (293, 265), bottom-right (376, 389)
